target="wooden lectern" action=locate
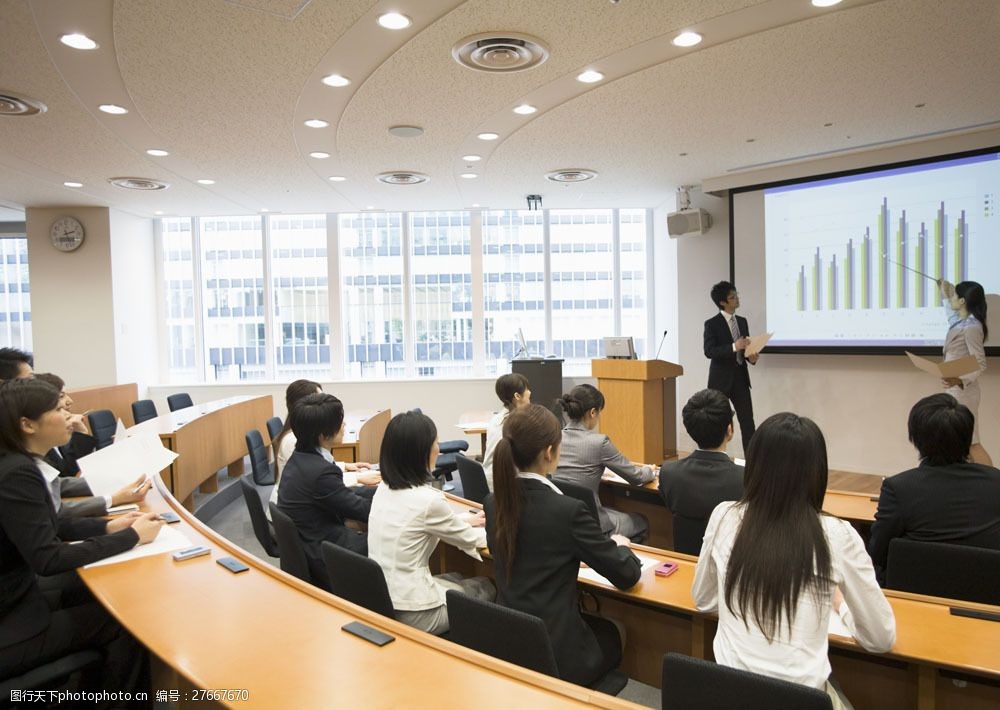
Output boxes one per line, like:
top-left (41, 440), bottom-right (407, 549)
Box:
top-left (591, 359), bottom-right (684, 464)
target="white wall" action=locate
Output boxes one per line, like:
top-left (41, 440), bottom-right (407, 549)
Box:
top-left (109, 209), bottom-right (158, 395)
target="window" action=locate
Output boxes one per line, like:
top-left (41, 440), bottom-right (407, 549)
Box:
top-left (0, 238), bottom-right (31, 351)
top-left (339, 213), bottom-right (405, 379)
top-left (201, 216), bottom-right (266, 382)
top-left (270, 215), bottom-right (330, 380)
top-left (482, 211), bottom-right (546, 375)
top-left (619, 209), bottom-right (650, 357)
top-left (160, 219), bottom-right (196, 382)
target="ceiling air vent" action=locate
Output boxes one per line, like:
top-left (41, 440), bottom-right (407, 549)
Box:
top-left (108, 177), bottom-right (170, 191)
top-left (377, 172), bottom-right (428, 185)
top-left (452, 33), bottom-right (549, 73)
top-left (0, 92), bottom-right (47, 116)
top-left (545, 169), bottom-right (597, 183)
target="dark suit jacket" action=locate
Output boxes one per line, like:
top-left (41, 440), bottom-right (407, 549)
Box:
top-left (276, 447), bottom-right (374, 580)
top-left (658, 450), bottom-right (744, 555)
top-left (704, 312), bottom-right (751, 392)
top-left (868, 461), bottom-right (1000, 579)
top-left (484, 479), bottom-right (641, 686)
top-left (0, 453), bottom-right (137, 649)
top-left (46, 432), bottom-right (98, 478)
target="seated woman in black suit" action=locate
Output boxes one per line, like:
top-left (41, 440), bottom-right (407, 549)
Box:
top-left (484, 404), bottom-right (641, 688)
top-left (277, 393), bottom-right (376, 587)
top-left (0, 378), bottom-right (162, 703)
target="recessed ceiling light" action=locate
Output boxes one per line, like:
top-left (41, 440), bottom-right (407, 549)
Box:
top-left (309, 151), bottom-right (330, 159)
top-left (322, 74), bottom-right (351, 87)
top-left (377, 12), bottom-right (411, 30)
top-left (477, 132), bottom-right (499, 141)
top-left (59, 33), bottom-right (98, 50)
top-left (304, 119), bottom-right (329, 128)
top-left (513, 104), bottom-right (537, 115)
top-left (63, 181), bottom-right (83, 188)
top-left (388, 125), bottom-right (424, 138)
top-left (98, 104), bottom-right (128, 115)
top-left (462, 154), bottom-right (482, 162)
top-left (811, 0), bottom-right (842, 6)
top-left (576, 70), bottom-right (604, 83)
top-left (197, 179), bottom-right (215, 185)
top-left (460, 172), bottom-right (478, 179)
top-left (329, 175), bottom-right (347, 182)
top-left (672, 31), bottom-right (702, 47)
top-left (146, 149), bottom-right (169, 157)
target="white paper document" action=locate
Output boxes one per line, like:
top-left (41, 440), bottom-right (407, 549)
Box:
top-left (84, 524), bottom-right (192, 568)
top-left (578, 553), bottom-right (660, 587)
top-left (77, 433), bottom-right (178, 497)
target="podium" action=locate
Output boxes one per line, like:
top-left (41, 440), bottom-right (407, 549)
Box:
top-left (591, 359), bottom-right (684, 464)
top-left (511, 358), bottom-right (563, 413)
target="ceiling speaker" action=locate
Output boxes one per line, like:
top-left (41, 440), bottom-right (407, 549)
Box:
top-left (667, 208), bottom-right (712, 238)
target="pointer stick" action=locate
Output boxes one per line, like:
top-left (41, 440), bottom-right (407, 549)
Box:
top-left (882, 255), bottom-right (939, 283)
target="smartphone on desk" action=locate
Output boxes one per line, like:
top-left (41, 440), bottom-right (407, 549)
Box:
top-left (654, 561), bottom-right (678, 577)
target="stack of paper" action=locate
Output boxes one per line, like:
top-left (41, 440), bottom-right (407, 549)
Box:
top-left (77, 433), bottom-right (178, 497)
top-left (578, 553), bottom-right (660, 586)
top-left (84, 524), bottom-right (192, 568)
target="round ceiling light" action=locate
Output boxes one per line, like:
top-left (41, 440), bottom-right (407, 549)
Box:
top-left (146, 148), bottom-right (169, 157)
top-left (576, 70), bottom-right (604, 83)
top-left (98, 104), bottom-right (128, 115)
top-left (811, 0), bottom-right (843, 6)
top-left (328, 175), bottom-right (347, 182)
top-left (0, 92), bottom-right (48, 116)
top-left (672, 31), bottom-right (702, 47)
top-left (377, 12), bottom-right (411, 30)
top-left (197, 179), bottom-right (215, 185)
top-left (545, 169), bottom-right (598, 183)
top-left (477, 132), bottom-right (499, 141)
top-left (462, 154), bottom-right (482, 162)
top-left (388, 125), bottom-right (424, 138)
top-left (304, 119), bottom-right (329, 128)
top-left (59, 33), bottom-right (98, 50)
top-left (108, 177), bottom-right (170, 191)
top-left (513, 104), bottom-right (537, 115)
top-left (63, 181), bottom-right (83, 188)
top-left (322, 74), bottom-right (351, 87)
top-left (377, 171), bottom-right (429, 185)
top-left (460, 173), bottom-right (478, 179)
top-left (309, 151), bottom-right (330, 159)
top-left (452, 33), bottom-right (550, 73)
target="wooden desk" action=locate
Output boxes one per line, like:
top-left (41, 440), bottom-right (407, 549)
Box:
top-left (66, 382), bottom-right (139, 427)
top-left (440, 495), bottom-right (1000, 710)
top-left (127, 396), bottom-right (273, 508)
top-left (331, 409), bottom-right (391, 464)
top-left (461, 424), bottom-right (489, 455)
top-left (77, 478), bottom-right (641, 708)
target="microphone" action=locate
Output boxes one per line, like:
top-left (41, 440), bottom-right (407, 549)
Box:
top-left (653, 330), bottom-right (668, 360)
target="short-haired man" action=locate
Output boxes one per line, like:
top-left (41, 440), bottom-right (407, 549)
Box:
top-left (703, 281), bottom-right (757, 453)
top-left (868, 393), bottom-right (1000, 582)
top-left (658, 389), bottom-right (745, 555)
top-left (0, 347), bottom-right (33, 380)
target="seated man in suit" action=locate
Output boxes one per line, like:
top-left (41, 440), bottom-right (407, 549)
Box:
top-left (658, 389), bottom-right (744, 555)
top-left (869, 393), bottom-right (1000, 584)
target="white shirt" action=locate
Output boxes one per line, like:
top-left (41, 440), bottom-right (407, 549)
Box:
top-left (516, 472), bottom-right (562, 494)
top-left (268, 436), bottom-right (356, 520)
top-left (692, 501), bottom-right (895, 690)
top-left (36, 458), bottom-right (63, 513)
top-left (368, 483), bottom-right (486, 611)
top-left (481, 409), bottom-right (507, 492)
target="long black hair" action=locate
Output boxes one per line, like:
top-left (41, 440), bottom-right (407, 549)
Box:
top-left (955, 281), bottom-right (989, 340)
top-left (723, 412), bottom-right (832, 641)
top-left (0, 379), bottom-right (62, 457)
top-left (379, 411), bottom-right (437, 490)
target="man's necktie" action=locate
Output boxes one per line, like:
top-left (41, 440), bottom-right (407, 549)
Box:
top-left (730, 316), bottom-right (744, 365)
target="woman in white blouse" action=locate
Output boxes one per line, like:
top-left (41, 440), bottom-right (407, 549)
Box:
top-left (692, 412), bottom-right (895, 710)
top-left (939, 280), bottom-right (991, 465)
top-left (481, 373), bottom-right (531, 491)
top-left (368, 411), bottom-right (494, 635)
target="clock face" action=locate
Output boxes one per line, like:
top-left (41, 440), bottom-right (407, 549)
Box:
top-left (50, 216), bottom-right (85, 252)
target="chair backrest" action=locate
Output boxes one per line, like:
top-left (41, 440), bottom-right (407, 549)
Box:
top-left (551, 478), bottom-right (600, 524)
top-left (245, 429), bottom-right (274, 485)
top-left (356, 409), bottom-right (391, 463)
top-left (446, 590), bottom-right (560, 677)
top-left (672, 514), bottom-right (709, 556)
top-left (130, 399), bottom-right (158, 424)
top-left (265, 416), bottom-right (283, 444)
top-left (268, 502), bottom-right (312, 584)
top-left (167, 392), bottom-right (193, 412)
top-left (320, 541), bottom-right (395, 618)
top-left (661, 653), bottom-right (832, 710)
top-left (455, 453), bottom-right (490, 504)
top-left (239, 475), bottom-right (278, 557)
top-left (0, 649), bottom-right (103, 694)
top-left (886, 538), bottom-right (1000, 605)
top-left (87, 409), bottom-right (117, 449)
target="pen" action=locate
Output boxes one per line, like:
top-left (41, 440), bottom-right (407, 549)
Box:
top-left (132, 479), bottom-right (148, 494)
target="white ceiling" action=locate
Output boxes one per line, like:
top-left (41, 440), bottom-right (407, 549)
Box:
top-left (0, 0), bottom-right (998, 218)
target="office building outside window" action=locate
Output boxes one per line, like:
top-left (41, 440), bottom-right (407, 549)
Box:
top-left (619, 209), bottom-right (650, 358)
top-left (0, 238), bottom-right (31, 352)
top-left (160, 218), bottom-right (197, 382)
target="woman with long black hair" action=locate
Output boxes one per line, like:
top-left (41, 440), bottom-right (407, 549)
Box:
top-left (692, 413), bottom-right (895, 709)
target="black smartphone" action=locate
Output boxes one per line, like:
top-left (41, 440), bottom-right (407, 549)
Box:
top-left (159, 511), bottom-right (181, 524)
top-left (342, 621), bottom-right (395, 647)
top-left (216, 556), bottom-right (250, 574)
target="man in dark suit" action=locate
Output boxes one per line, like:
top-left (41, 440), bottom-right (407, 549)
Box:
top-left (659, 389), bottom-right (745, 554)
top-left (869, 393), bottom-right (1000, 583)
top-left (703, 280), bottom-right (757, 452)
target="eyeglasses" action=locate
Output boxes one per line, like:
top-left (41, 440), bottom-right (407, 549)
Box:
top-left (726, 292), bottom-right (739, 300)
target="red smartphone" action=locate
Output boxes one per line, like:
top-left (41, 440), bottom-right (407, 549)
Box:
top-left (654, 561), bottom-right (679, 577)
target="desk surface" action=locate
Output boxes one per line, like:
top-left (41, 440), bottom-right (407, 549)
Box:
top-left (127, 396), bottom-right (266, 437)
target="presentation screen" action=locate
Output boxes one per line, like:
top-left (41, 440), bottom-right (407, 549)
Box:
top-left (734, 147), bottom-right (999, 352)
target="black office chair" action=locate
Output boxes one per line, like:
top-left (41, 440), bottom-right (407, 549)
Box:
top-left (0, 649), bottom-right (103, 697)
top-left (268, 502), bottom-right (314, 585)
top-left (671, 514), bottom-right (709, 556)
top-left (445, 591), bottom-right (628, 696)
top-left (240, 475), bottom-right (278, 557)
top-left (245, 429), bottom-right (274, 485)
top-left (886, 539), bottom-right (1000, 605)
top-left (167, 392), bottom-right (193, 412)
top-left (265, 416), bottom-right (283, 444)
top-left (87, 409), bottom-right (117, 449)
top-left (320, 540), bottom-right (395, 619)
top-left (131, 399), bottom-right (158, 424)
top-left (411, 407), bottom-right (468, 489)
top-left (552, 478), bottom-right (601, 524)
top-left (455, 453), bottom-right (490, 504)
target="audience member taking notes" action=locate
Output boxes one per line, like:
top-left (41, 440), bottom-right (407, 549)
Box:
top-left (868, 393), bottom-right (1000, 583)
top-left (368, 411), bottom-right (494, 635)
top-left (692, 412), bottom-right (894, 709)
top-left (486, 404), bottom-right (641, 688)
top-left (553, 384), bottom-right (655, 543)
top-left (659, 389), bottom-right (745, 555)
top-left (481, 373), bottom-right (531, 492)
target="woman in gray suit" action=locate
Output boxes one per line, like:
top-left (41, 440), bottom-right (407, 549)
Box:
top-left (940, 280), bottom-right (991, 465)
